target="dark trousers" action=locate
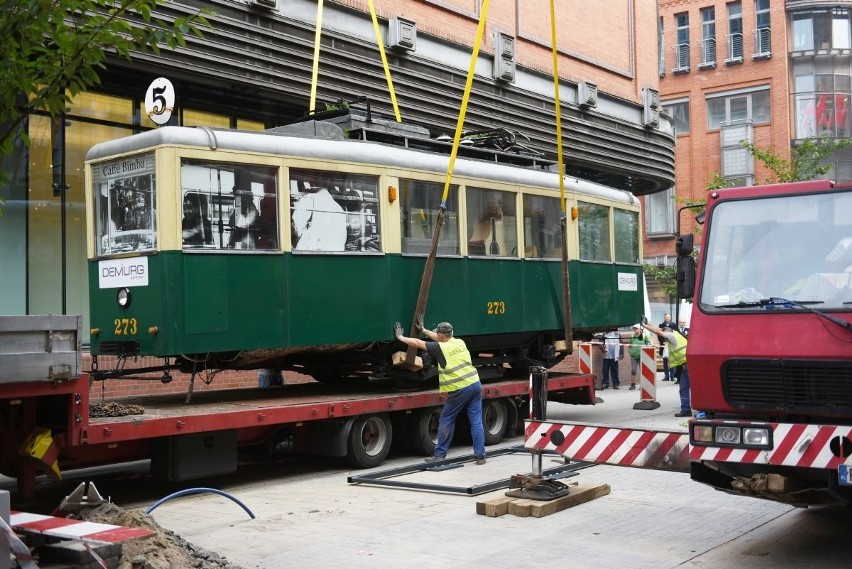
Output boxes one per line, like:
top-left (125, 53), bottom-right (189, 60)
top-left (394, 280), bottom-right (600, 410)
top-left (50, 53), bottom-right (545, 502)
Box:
top-left (602, 358), bottom-right (619, 387)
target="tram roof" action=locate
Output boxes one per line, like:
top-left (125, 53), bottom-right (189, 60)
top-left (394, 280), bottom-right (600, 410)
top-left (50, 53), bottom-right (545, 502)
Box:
top-left (86, 126), bottom-right (639, 206)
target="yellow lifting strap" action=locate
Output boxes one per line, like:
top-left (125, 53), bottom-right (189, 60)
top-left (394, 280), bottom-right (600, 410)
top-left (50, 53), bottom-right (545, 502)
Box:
top-left (367, 0), bottom-right (402, 122)
top-left (403, 0), bottom-right (492, 367)
top-left (309, 0), bottom-right (325, 113)
top-left (549, 0), bottom-right (573, 349)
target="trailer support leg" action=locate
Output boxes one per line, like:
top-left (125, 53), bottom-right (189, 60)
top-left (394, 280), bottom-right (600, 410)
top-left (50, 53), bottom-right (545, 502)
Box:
top-left (506, 366), bottom-right (572, 500)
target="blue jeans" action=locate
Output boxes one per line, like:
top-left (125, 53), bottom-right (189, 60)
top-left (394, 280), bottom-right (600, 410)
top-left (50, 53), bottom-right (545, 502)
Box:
top-left (601, 358), bottom-right (619, 387)
top-left (676, 364), bottom-right (691, 411)
top-left (433, 381), bottom-right (486, 459)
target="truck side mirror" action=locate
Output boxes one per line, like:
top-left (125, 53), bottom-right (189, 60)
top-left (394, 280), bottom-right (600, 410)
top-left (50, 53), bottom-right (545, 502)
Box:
top-left (676, 233), bottom-right (694, 257)
top-left (676, 255), bottom-right (695, 299)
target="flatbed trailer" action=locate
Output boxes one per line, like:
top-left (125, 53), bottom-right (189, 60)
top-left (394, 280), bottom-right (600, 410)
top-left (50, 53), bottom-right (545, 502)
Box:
top-left (1, 334), bottom-right (595, 502)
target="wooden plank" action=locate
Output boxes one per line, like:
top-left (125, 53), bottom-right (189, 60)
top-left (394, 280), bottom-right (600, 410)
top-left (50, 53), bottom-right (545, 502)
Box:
top-left (527, 483), bottom-right (611, 518)
top-left (475, 496), bottom-right (516, 517)
top-left (483, 483), bottom-right (611, 519)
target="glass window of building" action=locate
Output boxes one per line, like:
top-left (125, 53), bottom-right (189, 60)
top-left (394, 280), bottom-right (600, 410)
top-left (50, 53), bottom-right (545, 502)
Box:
top-left (466, 188), bottom-right (517, 257)
top-left (706, 88), bottom-right (770, 129)
top-left (578, 201), bottom-right (611, 262)
top-left (399, 179), bottom-right (459, 256)
top-left (675, 13), bottom-right (690, 70)
top-left (658, 17), bottom-right (666, 76)
top-left (663, 100), bottom-right (690, 134)
top-left (728, 2), bottom-right (743, 60)
top-left (755, 0), bottom-right (770, 30)
top-left (645, 188), bottom-right (675, 236)
top-left (521, 195), bottom-right (562, 259)
top-left (701, 7), bottom-right (716, 66)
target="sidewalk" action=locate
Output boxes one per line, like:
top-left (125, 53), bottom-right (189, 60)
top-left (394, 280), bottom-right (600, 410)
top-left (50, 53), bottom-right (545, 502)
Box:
top-left (135, 377), bottom-right (774, 569)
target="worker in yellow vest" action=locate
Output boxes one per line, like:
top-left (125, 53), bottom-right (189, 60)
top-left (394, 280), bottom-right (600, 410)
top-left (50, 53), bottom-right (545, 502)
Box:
top-left (394, 320), bottom-right (487, 464)
top-left (642, 322), bottom-right (691, 417)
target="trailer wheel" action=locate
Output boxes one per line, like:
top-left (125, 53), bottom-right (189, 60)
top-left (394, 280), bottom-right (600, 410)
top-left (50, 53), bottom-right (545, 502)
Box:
top-left (346, 413), bottom-right (392, 468)
top-left (406, 407), bottom-right (441, 456)
top-left (483, 399), bottom-right (509, 445)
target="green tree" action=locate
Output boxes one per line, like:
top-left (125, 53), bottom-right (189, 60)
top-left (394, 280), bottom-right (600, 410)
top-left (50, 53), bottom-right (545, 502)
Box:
top-left (708, 135), bottom-right (852, 188)
top-left (1, 0), bottom-right (212, 156)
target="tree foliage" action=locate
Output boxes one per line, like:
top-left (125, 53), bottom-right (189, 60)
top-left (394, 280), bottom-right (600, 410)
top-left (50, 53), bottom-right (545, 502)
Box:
top-left (708, 135), bottom-right (852, 189)
top-left (0, 0), bottom-right (212, 156)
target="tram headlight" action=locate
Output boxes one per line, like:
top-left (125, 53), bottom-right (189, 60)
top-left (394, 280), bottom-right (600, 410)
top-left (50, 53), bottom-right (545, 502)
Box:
top-left (117, 287), bottom-right (132, 309)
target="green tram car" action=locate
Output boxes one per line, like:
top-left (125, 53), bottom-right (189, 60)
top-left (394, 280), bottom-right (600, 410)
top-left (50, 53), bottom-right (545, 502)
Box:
top-left (85, 119), bottom-right (644, 387)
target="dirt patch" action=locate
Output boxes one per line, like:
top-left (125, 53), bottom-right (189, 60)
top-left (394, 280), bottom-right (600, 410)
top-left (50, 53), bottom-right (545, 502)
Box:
top-left (80, 503), bottom-right (244, 569)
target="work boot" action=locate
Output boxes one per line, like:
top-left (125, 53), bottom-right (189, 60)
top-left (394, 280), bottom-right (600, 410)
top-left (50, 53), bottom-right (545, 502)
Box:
top-left (475, 457), bottom-right (486, 465)
top-left (424, 455), bottom-right (444, 463)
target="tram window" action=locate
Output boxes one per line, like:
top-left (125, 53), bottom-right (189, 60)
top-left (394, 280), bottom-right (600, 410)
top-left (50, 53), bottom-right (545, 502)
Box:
top-left (522, 195), bottom-right (563, 259)
top-left (614, 209), bottom-right (640, 264)
top-left (289, 168), bottom-right (380, 253)
top-left (93, 152), bottom-right (157, 256)
top-left (399, 179), bottom-right (460, 255)
top-left (180, 160), bottom-right (278, 251)
top-left (467, 187), bottom-right (518, 257)
top-left (578, 201), bottom-right (611, 262)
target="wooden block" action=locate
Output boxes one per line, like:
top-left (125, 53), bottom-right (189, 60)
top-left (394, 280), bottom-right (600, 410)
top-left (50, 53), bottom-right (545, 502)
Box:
top-left (391, 351), bottom-right (423, 371)
top-left (507, 499), bottom-right (538, 517)
top-left (475, 496), bottom-right (516, 517)
top-left (526, 483), bottom-right (611, 518)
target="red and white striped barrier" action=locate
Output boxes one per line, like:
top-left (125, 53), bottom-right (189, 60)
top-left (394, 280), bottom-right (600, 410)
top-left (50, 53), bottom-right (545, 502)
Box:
top-left (524, 421), bottom-right (690, 471)
top-left (633, 346), bottom-right (659, 410)
top-left (691, 423), bottom-right (852, 469)
top-left (9, 511), bottom-right (154, 544)
top-left (578, 342), bottom-right (592, 375)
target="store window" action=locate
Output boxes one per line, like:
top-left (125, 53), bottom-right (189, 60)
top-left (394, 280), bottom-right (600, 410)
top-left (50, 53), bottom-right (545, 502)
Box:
top-left (706, 88), bottom-right (770, 129)
top-left (578, 201), bottom-right (610, 262)
top-left (399, 179), bottom-right (459, 255)
top-left (522, 195), bottom-right (562, 259)
top-left (466, 187), bottom-right (517, 257)
top-left (289, 169), bottom-right (380, 252)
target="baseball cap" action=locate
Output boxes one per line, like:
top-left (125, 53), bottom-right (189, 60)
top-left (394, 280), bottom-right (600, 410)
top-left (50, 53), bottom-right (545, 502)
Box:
top-left (434, 322), bottom-right (453, 335)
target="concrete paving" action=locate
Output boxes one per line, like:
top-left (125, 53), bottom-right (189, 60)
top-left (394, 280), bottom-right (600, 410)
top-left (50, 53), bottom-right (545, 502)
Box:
top-left (129, 379), bottom-right (842, 569)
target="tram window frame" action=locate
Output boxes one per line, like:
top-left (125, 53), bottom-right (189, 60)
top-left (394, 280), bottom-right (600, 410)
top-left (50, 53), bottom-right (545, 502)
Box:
top-left (289, 168), bottom-right (381, 253)
top-left (93, 152), bottom-right (157, 257)
top-left (522, 194), bottom-right (563, 259)
top-left (578, 201), bottom-right (612, 262)
top-left (614, 208), bottom-right (641, 264)
top-left (466, 187), bottom-right (518, 258)
top-left (180, 160), bottom-right (279, 251)
top-left (399, 179), bottom-right (460, 256)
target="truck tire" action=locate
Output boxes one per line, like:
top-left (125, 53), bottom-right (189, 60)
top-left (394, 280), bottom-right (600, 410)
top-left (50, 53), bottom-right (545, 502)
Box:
top-left (483, 399), bottom-right (509, 445)
top-left (346, 413), bottom-right (392, 468)
top-left (406, 406), bottom-right (441, 456)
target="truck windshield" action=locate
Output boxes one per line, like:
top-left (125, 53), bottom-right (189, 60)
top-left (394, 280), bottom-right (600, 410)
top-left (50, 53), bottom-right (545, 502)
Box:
top-left (700, 190), bottom-right (852, 311)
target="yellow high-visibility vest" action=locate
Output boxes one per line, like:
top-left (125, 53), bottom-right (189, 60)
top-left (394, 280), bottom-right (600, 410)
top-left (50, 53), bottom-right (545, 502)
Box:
top-left (668, 331), bottom-right (688, 367)
top-left (437, 338), bottom-right (480, 393)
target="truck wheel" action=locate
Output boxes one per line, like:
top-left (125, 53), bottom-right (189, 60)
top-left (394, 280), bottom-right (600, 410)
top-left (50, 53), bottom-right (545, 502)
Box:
top-left (346, 414), bottom-right (392, 468)
top-left (483, 399), bottom-right (508, 445)
top-left (406, 407), bottom-right (441, 456)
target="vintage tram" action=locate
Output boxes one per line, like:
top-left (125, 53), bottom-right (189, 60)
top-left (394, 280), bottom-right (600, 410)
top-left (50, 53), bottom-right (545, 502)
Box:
top-left (85, 117), bottom-right (643, 387)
